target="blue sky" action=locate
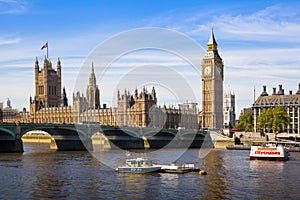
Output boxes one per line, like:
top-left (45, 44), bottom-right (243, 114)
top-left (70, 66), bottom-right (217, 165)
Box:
top-left (1, 0), bottom-right (300, 117)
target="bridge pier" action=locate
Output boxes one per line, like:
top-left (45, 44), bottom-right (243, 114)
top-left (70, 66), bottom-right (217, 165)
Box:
top-left (0, 139), bottom-right (23, 153)
top-left (53, 137), bottom-right (93, 151)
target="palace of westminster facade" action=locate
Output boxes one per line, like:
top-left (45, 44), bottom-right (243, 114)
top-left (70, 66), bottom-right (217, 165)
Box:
top-left (1, 31), bottom-right (226, 130)
top-left (9, 57), bottom-right (199, 129)
top-left (3, 30), bottom-right (298, 133)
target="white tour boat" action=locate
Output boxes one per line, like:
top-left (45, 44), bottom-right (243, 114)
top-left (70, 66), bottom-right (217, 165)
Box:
top-left (249, 142), bottom-right (289, 161)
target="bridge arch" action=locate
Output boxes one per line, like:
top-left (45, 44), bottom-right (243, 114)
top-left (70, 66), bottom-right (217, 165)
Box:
top-left (0, 127), bottom-right (15, 140)
top-left (88, 126), bottom-right (145, 150)
top-left (143, 129), bottom-right (177, 138)
top-left (19, 124), bottom-right (93, 151)
top-left (179, 130), bottom-right (204, 138)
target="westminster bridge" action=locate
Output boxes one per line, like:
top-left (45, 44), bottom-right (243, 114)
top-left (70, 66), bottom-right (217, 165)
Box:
top-left (0, 122), bottom-right (207, 152)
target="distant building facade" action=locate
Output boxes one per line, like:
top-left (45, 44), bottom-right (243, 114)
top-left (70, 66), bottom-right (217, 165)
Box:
top-left (0, 98), bottom-right (30, 123)
top-left (253, 84), bottom-right (300, 133)
top-left (240, 107), bottom-right (253, 116)
top-left (72, 66), bottom-right (198, 129)
top-left (224, 92), bottom-right (236, 127)
top-left (8, 57), bottom-right (199, 130)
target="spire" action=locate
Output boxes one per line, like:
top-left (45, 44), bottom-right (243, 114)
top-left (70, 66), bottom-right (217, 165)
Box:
top-left (91, 62), bottom-right (95, 74)
top-left (35, 57), bottom-right (39, 70)
top-left (62, 87), bottom-right (68, 107)
top-left (208, 28), bottom-right (217, 45)
top-left (207, 27), bottom-right (218, 51)
top-left (89, 62), bottom-right (96, 85)
top-left (152, 86), bottom-right (156, 100)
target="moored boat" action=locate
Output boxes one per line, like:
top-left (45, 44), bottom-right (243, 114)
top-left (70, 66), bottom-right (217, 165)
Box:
top-left (116, 158), bottom-right (161, 173)
top-left (154, 163), bottom-right (198, 174)
top-left (249, 142), bottom-right (289, 161)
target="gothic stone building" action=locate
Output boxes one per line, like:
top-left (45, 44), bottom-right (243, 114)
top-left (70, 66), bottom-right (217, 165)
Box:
top-left (224, 92), bottom-right (236, 127)
top-left (29, 57), bottom-right (73, 124)
top-left (201, 29), bottom-right (224, 129)
top-left (27, 57), bottom-right (198, 129)
top-left (253, 84), bottom-right (300, 133)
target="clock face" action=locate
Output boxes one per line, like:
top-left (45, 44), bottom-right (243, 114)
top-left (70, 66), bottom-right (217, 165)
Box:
top-left (204, 66), bottom-right (211, 75)
top-left (217, 66), bottom-right (222, 74)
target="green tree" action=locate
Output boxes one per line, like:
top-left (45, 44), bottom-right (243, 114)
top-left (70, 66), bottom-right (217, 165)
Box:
top-left (257, 108), bottom-right (273, 132)
top-left (257, 107), bottom-right (289, 133)
top-left (236, 112), bottom-right (253, 132)
top-left (272, 106), bottom-right (289, 133)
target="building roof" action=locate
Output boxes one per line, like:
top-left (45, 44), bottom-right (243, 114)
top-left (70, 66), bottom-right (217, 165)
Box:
top-left (208, 28), bottom-right (217, 45)
top-left (254, 84), bottom-right (300, 107)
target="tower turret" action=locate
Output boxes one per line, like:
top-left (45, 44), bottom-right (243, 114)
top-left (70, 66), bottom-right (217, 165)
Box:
top-left (57, 57), bottom-right (61, 78)
top-left (152, 86), bottom-right (156, 100)
top-left (32, 57), bottom-right (62, 110)
top-left (89, 62), bottom-right (96, 85)
top-left (62, 87), bottom-right (68, 107)
top-left (86, 62), bottom-right (100, 109)
top-left (35, 57), bottom-right (39, 72)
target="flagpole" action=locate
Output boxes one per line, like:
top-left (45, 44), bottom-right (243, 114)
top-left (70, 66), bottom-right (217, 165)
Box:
top-left (254, 85), bottom-right (256, 103)
top-left (47, 41), bottom-right (48, 58)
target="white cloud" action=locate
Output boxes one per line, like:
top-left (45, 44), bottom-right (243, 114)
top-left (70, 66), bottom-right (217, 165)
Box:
top-left (0, 36), bottom-right (21, 45)
top-left (3, 2), bottom-right (300, 119)
top-left (223, 46), bottom-right (300, 116)
top-left (205, 5), bottom-right (300, 43)
top-left (0, 0), bottom-right (26, 14)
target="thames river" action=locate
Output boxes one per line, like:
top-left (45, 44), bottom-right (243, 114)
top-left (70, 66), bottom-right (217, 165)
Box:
top-left (0, 143), bottom-right (299, 199)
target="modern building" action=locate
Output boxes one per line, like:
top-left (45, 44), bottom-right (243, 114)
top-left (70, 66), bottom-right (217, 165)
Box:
top-left (201, 29), bottom-right (224, 129)
top-left (224, 92), bottom-right (236, 127)
top-left (253, 84), bottom-right (300, 133)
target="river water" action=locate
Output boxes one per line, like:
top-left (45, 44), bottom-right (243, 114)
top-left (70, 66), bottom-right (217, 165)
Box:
top-left (0, 143), bottom-right (299, 199)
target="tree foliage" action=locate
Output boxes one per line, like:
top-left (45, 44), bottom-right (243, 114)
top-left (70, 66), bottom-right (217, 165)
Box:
top-left (257, 107), bottom-right (289, 133)
top-left (236, 112), bottom-right (253, 132)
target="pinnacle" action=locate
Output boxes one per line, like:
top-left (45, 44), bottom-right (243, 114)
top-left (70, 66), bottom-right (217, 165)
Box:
top-left (208, 28), bottom-right (217, 45)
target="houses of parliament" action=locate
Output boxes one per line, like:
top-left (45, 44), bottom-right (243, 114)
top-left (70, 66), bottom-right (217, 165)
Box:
top-left (1, 31), bottom-right (224, 129)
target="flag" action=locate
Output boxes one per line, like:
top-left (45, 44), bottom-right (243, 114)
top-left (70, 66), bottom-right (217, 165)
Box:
top-left (41, 42), bottom-right (48, 50)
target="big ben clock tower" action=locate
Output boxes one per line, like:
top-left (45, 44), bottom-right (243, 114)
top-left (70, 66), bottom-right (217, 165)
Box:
top-left (202, 29), bottom-right (224, 129)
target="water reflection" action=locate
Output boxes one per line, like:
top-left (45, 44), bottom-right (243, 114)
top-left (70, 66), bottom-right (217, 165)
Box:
top-left (0, 143), bottom-right (299, 199)
top-left (201, 150), bottom-right (229, 199)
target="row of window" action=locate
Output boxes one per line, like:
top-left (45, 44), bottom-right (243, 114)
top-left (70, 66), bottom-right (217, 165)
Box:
top-left (49, 86), bottom-right (57, 96)
top-left (255, 102), bottom-right (298, 107)
top-left (38, 85), bottom-right (58, 96)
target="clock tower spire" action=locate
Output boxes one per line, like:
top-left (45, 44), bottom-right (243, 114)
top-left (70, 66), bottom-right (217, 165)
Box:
top-left (201, 28), bottom-right (224, 129)
top-left (207, 28), bottom-right (218, 51)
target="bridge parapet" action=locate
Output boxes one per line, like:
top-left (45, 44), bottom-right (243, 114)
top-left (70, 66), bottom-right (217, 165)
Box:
top-left (0, 123), bottom-right (206, 152)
